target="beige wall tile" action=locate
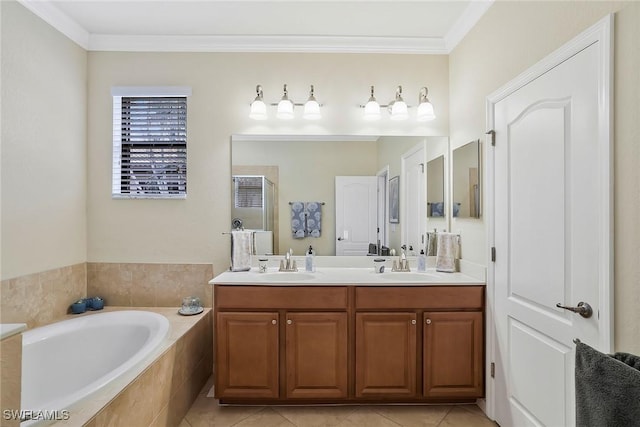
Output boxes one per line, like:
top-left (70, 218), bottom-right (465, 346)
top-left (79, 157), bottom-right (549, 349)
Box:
top-left (1, 263), bottom-right (86, 329)
top-left (0, 334), bottom-right (22, 427)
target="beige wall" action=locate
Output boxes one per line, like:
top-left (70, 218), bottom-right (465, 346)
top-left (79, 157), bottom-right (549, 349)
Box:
top-left (449, 1), bottom-right (640, 353)
top-left (87, 52), bottom-right (449, 274)
top-left (1, 1), bottom-right (87, 280)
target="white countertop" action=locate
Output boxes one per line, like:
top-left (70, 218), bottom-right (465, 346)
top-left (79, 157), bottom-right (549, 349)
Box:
top-left (210, 267), bottom-right (484, 286)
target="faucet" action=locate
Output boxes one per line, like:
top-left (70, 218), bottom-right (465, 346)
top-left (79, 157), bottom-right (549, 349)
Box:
top-left (392, 245), bottom-right (411, 272)
top-left (279, 249), bottom-right (298, 272)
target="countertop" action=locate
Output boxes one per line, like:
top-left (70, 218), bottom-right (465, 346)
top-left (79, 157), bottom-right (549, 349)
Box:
top-left (210, 267), bottom-right (484, 286)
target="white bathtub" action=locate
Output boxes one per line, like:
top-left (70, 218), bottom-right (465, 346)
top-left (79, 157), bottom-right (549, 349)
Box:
top-left (21, 310), bottom-right (170, 425)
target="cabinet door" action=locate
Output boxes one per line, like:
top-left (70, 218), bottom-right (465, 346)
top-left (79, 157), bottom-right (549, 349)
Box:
top-left (285, 312), bottom-right (348, 398)
top-left (216, 312), bottom-right (279, 399)
top-left (355, 312), bottom-right (417, 397)
top-left (423, 311), bottom-right (483, 398)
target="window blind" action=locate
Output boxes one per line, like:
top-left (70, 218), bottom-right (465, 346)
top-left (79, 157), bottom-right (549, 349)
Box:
top-left (234, 176), bottom-right (263, 208)
top-left (113, 95), bottom-right (187, 198)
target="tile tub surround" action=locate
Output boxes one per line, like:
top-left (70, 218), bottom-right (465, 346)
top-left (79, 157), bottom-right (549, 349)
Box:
top-left (1, 333), bottom-right (23, 427)
top-left (0, 263), bottom-right (86, 329)
top-left (41, 307), bottom-right (213, 427)
top-left (87, 263), bottom-right (214, 308)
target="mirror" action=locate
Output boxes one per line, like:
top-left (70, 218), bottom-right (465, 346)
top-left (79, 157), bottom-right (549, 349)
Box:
top-left (427, 156), bottom-right (445, 217)
top-left (232, 135), bottom-right (449, 255)
top-left (452, 139), bottom-right (481, 219)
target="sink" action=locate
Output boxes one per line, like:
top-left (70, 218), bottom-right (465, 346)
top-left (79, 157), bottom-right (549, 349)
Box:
top-left (377, 272), bottom-right (441, 282)
top-left (258, 273), bottom-right (315, 281)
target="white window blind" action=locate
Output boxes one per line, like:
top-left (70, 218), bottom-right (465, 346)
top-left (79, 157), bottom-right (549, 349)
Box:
top-left (234, 176), bottom-right (263, 208)
top-left (112, 87), bottom-right (190, 199)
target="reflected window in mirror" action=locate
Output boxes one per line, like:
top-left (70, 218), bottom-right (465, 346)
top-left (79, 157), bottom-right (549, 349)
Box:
top-left (452, 139), bottom-right (481, 219)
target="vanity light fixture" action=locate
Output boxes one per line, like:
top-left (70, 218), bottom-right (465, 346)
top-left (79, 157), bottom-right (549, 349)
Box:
top-left (360, 85), bottom-right (435, 122)
top-left (249, 84), bottom-right (323, 120)
top-left (249, 85), bottom-right (267, 120)
top-left (363, 86), bottom-right (381, 121)
top-left (416, 87), bottom-right (436, 121)
top-left (303, 85), bottom-right (321, 120)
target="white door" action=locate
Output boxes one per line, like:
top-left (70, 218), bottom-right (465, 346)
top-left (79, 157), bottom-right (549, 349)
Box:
top-left (335, 176), bottom-right (377, 256)
top-left (402, 144), bottom-right (426, 253)
top-left (489, 16), bottom-right (612, 427)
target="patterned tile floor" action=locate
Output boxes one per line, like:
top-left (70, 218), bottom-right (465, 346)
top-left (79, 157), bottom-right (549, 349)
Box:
top-left (180, 377), bottom-right (498, 427)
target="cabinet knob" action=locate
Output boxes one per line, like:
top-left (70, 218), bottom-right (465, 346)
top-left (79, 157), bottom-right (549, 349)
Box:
top-left (272, 319), bottom-right (277, 325)
top-left (287, 319), bottom-right (292, 325)
top-left (426, 319), bottom-right (432, 325)
top-left (411, 319), bottom-right (416, 325)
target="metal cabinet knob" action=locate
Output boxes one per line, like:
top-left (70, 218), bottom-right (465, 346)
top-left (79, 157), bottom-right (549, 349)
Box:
top-left (272, 319), bottom-right (277, 325)
top-left (287, 319), bottom-right (293, 325)
top-left (426, 319), bottom-right (432, 325)
top-left (411, 320), bottom-right (416, 325)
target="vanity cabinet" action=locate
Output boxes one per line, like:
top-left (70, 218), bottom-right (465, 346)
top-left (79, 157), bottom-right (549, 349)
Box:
top-left (215, 286), bottom-right (349, 400)
top-left (423, 311), bottom-right (483, 397)
top-left (214, 283), bottom-right (484, 404)
top-left (355, 312), bottom-right (417, 397)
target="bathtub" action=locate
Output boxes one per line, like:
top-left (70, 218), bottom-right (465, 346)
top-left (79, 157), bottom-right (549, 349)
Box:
top-left (21, 310), bottom-right (170, 425)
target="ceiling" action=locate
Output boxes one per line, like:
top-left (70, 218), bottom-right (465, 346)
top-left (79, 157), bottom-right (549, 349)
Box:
top-left (18, 0), bottom-right (493, 53)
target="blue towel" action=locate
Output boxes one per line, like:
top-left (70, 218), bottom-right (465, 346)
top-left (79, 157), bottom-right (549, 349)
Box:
top-left (291, 202), bottom-right (306, 239)
top-left (430, 202), bottom-right (444, 217)
top-left (305, 202), bottom-right (322, 237)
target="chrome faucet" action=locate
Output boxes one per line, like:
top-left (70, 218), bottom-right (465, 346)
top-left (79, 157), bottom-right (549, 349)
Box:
top-left (279, 248), bottom-right (298, 272)
top-left (392, 245), bottom-right (411, 272)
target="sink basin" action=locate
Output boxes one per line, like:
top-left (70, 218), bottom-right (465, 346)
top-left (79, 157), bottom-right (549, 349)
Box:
top-left (378, 272), bottom-right (441, 282)
top-left (258, 273), bottom-right (315, 281)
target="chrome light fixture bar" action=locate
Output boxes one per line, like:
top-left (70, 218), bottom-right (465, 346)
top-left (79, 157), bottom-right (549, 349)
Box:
top-left (249, 84), bottom-right (322, 120)
top-left (360, 85), bottom-right (435, 121)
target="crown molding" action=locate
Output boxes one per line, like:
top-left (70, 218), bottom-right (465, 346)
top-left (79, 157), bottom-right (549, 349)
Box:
top-left (232, 135), bottom-right (381, 143)
top-left (444, 0), bottom-right (494, 52)
top-left (89, 34), bottom-right (448, 54)
top-left (17, 0), bottom-right (492, 54)
top-left (17, 0), bottom-right (89, 49)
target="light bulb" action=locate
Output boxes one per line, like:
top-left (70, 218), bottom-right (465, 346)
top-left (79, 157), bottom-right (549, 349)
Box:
top-left (417, 101), bottom-right (435, 121)
top-left (276, 84), bottom-right (294, 120)
top-left (390, 86), bottom-right (408, 120)
top-left (363, 85), bottom-right (381, 121)
top-left (249, 84), bottom-right (267, 120)
top-left (303, 85), bottom-right (321, 120)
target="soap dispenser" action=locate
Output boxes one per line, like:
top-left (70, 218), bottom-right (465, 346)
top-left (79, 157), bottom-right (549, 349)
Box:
top-left (417, 249), bottom-right (427, 272)
top-left (305, 245), bottom-right (315, 272)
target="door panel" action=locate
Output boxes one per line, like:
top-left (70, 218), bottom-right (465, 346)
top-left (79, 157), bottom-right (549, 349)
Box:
top-left (335, 176), bottom-right (377, 255)
top-left (492, 32), bottom-right (611, 427)
top-left (355, 312), bottom-right (417, 397)
top-left (285, 312), bottom-right (348, 398)
top-left (216, 312), bottom-right (279, 399)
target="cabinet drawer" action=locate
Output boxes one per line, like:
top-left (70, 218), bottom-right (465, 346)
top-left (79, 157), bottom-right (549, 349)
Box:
top-left (355, 286), bottom-right (483, 310)
top-left (216, 285), bottom-right (348, 309)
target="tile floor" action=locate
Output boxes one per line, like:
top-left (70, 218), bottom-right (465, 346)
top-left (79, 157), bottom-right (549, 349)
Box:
top-left (180, 377), bottom-right (498, 427)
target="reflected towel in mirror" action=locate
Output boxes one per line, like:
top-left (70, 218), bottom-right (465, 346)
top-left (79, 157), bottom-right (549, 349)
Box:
top-left (230, 230), bottom-right (253, 271)
top-left (291, 201), bottom-right (306, 239)
top-left (435, 232), bottom-right (460, 272)
top-left (306, 202), bottom-right (322, 237)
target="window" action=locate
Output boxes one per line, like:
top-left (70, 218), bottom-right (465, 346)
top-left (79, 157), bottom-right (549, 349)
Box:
top-left (112, 86), bottom-right (191, 198)
top-left (234, 176), bottom-right (264, 208)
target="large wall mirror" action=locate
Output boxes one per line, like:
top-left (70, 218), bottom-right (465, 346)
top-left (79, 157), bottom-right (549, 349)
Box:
top-left (231, 135), bottom-right (449, 256)
top-left (452, 139), bottom-right (481, 219)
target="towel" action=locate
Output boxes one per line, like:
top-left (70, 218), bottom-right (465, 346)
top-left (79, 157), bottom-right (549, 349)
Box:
top-left (305, 202), bottom-right (322, 237)
top-left (230, 230), bottom-right (253, 271)
top-left (430, 202), bottom-right (444, 217)
top-left (426, 231), bottom-right (438, 256)
top-left (575, 341), bottom-right (640, 426)
top-left (435, 232), bottom-right (459, 272)
top-left (291, 202), bottom-right (306, 239)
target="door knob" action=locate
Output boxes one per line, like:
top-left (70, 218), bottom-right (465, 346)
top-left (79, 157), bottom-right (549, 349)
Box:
top-left (556, 302), bottom-right (593, 318)
top-left (287, 319), bottom-right (292, 325)
top-left (272, 319), bottom-right (277, 325)
top-left (337, 237), bottom-right (344, 241)
top-left (425, 319), bottom-right (432, 325)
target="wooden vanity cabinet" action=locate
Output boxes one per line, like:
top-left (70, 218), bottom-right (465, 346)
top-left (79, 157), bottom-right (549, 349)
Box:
top-left (423, 311), bottom-right (483, 398)
top-left (215, 286), bottom-right (349, 401)
top-left (214, 284), bottom-right (484, 403)
top-left (355, 312), bottom-right (417, 397)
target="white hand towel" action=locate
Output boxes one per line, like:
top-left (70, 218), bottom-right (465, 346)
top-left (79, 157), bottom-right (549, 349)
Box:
top-left (230, 230), bottom-right (253, 272)
top-left (435, 232), bottom-right (460, 273)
